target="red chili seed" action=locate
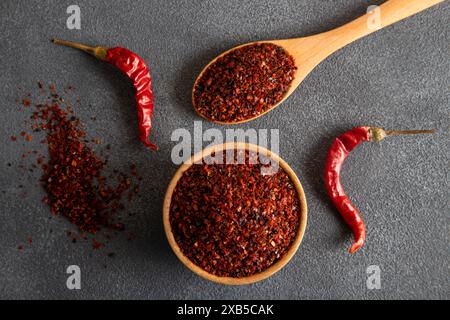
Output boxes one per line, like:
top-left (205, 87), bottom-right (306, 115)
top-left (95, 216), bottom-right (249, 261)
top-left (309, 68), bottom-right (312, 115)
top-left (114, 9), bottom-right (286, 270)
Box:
top-left (193, 43), bottom-right (296, 123)
top-left (169, 150), bottom-right (301, 278)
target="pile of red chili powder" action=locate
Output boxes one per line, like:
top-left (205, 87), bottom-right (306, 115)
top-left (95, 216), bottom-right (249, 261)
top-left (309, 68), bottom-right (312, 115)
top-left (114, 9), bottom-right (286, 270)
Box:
top-left (16, 84), bottom-right (141, 245)
top-left (193, 43), bottom-right (297, 123)
top-left (169, 150), bottom-right (301, 277)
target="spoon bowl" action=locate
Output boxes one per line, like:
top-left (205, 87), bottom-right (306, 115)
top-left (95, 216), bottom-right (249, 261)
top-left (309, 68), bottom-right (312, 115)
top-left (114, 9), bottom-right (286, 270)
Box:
top-left (192, 0), bottom-right (443, 124)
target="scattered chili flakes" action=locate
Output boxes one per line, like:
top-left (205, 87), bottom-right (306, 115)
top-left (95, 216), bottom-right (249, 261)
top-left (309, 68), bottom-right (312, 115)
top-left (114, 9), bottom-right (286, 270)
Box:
top-left (34, 101), bottom-right (132, 233)
top-left (169, 150), bottom-right (301, 277)
top-left (92, 238), bottom-right (104, 249)
top-left (22, 99), bottom-right (31, 107)
top-left (193, 43), bottom-right (297, 123)
top-left (16, 84), bottom-right (142, 248)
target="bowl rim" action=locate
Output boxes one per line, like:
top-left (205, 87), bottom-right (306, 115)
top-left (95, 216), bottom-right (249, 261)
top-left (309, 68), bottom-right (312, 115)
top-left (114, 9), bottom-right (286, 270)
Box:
top-left (163, 142), bottom-right (308, 285)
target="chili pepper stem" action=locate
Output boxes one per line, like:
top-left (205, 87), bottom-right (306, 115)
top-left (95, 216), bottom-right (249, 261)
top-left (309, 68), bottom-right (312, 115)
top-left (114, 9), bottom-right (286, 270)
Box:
top-left (385, 129), bottom-right (435, 136)
top-left (52, 38), bottom-right (108, 60)
top-left (370, 128), bottom-right (435, 142)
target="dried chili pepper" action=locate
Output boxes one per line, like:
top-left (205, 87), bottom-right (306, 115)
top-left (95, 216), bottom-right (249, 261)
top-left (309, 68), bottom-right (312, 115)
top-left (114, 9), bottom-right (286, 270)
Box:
top-left (325, 126), bottom-right (434, 254)
top-left (52, 38), bottom-right (157, 150)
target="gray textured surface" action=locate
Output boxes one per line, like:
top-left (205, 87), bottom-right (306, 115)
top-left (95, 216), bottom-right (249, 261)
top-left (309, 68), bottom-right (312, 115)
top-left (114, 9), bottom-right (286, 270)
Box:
top-left (0, 0), bottom-right (449, 300)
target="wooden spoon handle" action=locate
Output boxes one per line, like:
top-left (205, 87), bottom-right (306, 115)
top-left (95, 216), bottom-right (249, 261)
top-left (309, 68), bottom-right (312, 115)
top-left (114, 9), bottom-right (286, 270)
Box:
top-left (322, 0), bottom-right (443, 52)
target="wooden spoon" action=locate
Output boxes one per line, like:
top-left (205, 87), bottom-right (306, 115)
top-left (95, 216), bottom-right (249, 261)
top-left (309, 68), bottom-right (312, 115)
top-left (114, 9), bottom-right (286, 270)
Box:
top-left (192, 0), bottom-right (444, 124)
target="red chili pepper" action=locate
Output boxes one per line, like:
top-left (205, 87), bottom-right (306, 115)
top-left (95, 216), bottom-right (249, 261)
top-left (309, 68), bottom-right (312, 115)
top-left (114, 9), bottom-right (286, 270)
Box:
top-left (52, 38), bottom-right (157, 150)
top-left (325, 126), bottom-right (434, 254)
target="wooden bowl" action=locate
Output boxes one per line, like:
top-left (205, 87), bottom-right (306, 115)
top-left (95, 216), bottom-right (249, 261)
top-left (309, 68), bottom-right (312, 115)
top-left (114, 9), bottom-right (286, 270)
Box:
top-left (163, 142), bottom-right (308, 285)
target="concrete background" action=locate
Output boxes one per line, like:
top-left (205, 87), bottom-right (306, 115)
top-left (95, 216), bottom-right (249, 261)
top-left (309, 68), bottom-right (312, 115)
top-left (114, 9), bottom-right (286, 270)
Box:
top-left (0, 0), bottom-right (448, 299)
